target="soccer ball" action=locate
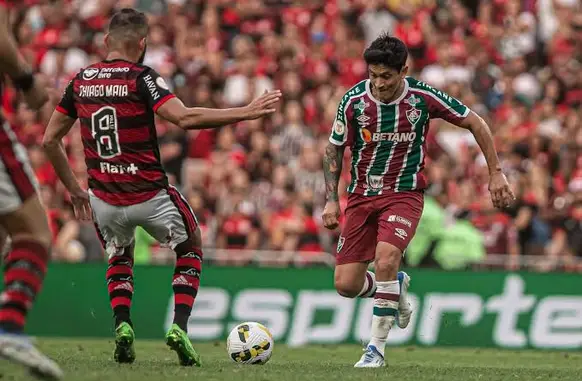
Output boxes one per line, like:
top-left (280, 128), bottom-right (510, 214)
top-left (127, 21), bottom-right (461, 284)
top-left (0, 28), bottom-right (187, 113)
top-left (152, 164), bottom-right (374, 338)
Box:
top-left (226, 322), bottom-right (274, 364)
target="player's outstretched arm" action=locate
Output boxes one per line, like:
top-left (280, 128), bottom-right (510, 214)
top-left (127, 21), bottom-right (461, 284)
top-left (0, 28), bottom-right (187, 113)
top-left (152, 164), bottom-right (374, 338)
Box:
top-left (0, 6), bottom-right (48, 109)
top-left (456, 111), bottom-right (515, 209)
top-left (42, 111), bottom-right (92, 220)
top-left (156, 90), bottom-right (282, 130)
top-left (321, 142), bottom-right (345, 230)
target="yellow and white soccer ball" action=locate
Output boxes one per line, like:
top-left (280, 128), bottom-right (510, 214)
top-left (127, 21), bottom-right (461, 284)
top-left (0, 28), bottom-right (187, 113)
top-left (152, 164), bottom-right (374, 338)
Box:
top-left (226, 322), bottom-right (274, 364)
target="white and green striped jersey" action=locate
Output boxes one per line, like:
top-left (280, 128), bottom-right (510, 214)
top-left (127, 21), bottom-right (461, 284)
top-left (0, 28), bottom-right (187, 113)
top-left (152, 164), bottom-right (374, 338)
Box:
top-left (329, 77), bottom-right (470, 196)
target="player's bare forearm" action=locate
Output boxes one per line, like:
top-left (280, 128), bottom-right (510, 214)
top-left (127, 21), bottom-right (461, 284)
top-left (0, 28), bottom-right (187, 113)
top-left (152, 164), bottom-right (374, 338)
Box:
top-left (180, 107), bottom-right (250, 129)
top-left (43, 140), bottom-right (84, 195)
top-left (157, 91), bottom-right (280, 129)
top-left (0, 8), bottom-right (32, 79)
top-left (42, 111), bottom-right (83, 194)
top-left (323, 142), bottom-right (344, 202)
top-left (156, 98), bottom-right (249, 129)
top-left (458, 111), bottom-right (502, 174)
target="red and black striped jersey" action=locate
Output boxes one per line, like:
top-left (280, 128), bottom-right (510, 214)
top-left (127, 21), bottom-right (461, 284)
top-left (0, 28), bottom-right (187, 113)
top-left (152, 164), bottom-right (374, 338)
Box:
top-left (56, 59), bottom-right (176, 206)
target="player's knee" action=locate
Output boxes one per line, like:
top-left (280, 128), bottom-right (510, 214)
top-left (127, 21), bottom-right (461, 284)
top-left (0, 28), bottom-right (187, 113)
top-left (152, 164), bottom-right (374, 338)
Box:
top-left (35, 230), bottom-right (52, 249)
top-left (334, 272), bottom-right (360, 298)
top-left (177, 228), bottom-right (202, 250)
top-left (174, 230), bottom-right (203, 258)
top-left (3, 197), bottom-right (52, 249)
top-left (374, 244), bottom-right (401, 275)
top-left (34, 217), bottom-right (53, 248)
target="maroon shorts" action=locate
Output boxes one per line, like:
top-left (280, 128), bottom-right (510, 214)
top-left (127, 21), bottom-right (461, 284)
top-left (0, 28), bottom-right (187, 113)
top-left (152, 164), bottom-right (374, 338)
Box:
top-left (335, 191), bottom-right (424, 265)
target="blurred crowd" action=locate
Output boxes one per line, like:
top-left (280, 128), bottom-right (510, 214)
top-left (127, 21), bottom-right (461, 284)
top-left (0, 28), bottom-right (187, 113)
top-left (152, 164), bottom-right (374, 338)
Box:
top-left (4, 0), bottom-right (582, 270)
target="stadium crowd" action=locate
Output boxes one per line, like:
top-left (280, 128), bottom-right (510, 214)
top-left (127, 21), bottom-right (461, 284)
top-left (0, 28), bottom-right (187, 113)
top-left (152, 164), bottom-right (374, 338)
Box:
top-left (3, 0), bottom-right (582, 270)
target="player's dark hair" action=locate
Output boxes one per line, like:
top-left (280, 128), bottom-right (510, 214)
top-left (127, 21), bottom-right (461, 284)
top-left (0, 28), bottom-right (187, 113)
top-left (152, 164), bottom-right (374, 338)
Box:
top-left (108, 8), bottom-right (149, 41)
top-left (363, 33), bottom-right (408, 72)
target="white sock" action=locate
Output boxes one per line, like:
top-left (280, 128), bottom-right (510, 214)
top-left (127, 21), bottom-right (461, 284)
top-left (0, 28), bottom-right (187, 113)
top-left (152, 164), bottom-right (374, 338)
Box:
top-left (368, 280), bottom-right (399, 357)
top-left (357, 271), bottom-right (377, 298)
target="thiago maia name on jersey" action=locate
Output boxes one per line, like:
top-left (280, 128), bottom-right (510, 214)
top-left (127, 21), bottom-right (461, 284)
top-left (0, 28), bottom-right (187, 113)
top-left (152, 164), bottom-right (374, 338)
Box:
top-left (79, 84), bottom-right (129, 98)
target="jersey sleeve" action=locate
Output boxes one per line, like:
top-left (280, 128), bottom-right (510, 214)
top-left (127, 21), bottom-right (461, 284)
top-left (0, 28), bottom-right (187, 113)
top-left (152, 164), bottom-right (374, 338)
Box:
top-left (55, 79), bottom-right (78, 119)
top-left (137, 67), bottom-right (176, 112)
top-left (329, 95), bottom-right (351, 146)
top-left (418, 83), bottom-right (470, 125)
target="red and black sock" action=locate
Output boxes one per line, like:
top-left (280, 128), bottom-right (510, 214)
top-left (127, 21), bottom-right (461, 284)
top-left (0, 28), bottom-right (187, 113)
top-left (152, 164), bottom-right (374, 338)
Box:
top-left (106, 246), bottom-right (134, 328)
top-left (0, 240), bottom-right (49, 333)
top-left (172, 240), bottom-right (202, 332)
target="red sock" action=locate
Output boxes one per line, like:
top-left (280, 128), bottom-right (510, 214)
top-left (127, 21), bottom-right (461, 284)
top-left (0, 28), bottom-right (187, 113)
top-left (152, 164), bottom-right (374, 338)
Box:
top-left (172, 242), bottom-right (202, 331)
top-left (106, 250), bottom-right (134, 328)
top-left (0, 240), bottom-right (49, 333)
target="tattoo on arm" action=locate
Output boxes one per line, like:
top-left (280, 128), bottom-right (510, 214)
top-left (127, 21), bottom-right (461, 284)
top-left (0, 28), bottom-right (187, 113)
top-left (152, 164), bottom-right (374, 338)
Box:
top-left (323, 143), bottom-right (344, 202)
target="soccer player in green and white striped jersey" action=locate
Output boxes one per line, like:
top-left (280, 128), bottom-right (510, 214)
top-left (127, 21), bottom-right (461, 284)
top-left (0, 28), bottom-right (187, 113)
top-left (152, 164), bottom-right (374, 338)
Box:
top-left (321, 33), bottom-right (515, 367)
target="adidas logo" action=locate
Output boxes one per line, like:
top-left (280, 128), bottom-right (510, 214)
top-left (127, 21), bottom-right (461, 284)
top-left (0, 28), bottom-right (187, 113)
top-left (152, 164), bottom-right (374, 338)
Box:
top-left (181, 268), bottom-right (200, 278)
top-left (107, 260), bottom-right (131, 270)
top-left (173, 275), bottom-right (192, 287)
top-left (114, 282), bottom-right (133, 292)
top-left (182, 252), bottom-right (202, 261)
top-left (107, 275), bottom-right (133, 284)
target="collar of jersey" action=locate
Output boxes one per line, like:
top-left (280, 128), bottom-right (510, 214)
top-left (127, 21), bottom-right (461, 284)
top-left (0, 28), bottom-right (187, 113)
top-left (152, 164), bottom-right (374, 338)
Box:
top-left (365, 78), bottom-right (409, 106)
top-left (102, 58), bottom-right (134, 64)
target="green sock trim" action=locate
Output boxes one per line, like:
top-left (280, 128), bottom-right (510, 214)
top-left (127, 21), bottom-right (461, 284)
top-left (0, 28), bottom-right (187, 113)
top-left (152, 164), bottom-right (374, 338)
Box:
top-left (373, 307), bottom-right (398, 316)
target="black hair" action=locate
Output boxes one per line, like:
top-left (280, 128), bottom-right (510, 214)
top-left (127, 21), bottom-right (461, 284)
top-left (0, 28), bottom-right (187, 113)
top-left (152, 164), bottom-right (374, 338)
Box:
top-left (108, 8), bottom-right (149, 41)
top-left (363, 33), bottom-right (408, 72)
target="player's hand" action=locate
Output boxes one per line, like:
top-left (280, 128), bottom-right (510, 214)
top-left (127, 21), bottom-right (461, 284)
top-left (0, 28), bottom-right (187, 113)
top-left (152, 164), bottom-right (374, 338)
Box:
top-left (488, 170), bottom-right (515, 209)
top-left (70, 189), bottom-right (92, 221)
top-left (322, 201), bottom-right (341, 230)
top-left (243, 90), bottom-right (282, 119)
top-left (21, 75), bottom-right (49, 110)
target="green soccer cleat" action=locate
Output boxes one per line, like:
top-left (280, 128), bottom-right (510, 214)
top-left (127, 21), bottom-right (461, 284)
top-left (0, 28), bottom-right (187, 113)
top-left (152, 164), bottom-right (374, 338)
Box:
top-left (114, 322), bottom-right (135, 364)
top-left (165, 324), bottom-right (201, 367)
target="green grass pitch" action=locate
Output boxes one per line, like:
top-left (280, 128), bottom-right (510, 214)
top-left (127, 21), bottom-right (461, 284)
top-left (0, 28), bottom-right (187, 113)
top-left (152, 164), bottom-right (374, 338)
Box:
top-left (1, 338), bottom-right (581, 381)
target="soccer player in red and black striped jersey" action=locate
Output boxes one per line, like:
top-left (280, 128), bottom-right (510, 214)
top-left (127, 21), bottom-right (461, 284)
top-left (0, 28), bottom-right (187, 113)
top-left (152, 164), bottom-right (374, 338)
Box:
top-left (42, 8), bottom-right (281, 366)
top-left (0, 0), bottom-right (63, 379)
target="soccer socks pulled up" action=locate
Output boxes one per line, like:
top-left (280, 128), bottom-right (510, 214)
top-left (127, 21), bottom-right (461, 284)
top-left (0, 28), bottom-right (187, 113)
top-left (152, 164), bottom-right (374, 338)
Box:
top-left (106, 249), bottom-right (134, 328)
top-left (172, 241), bottom-right (203, 332)
top-left (369, 280), bottom-right (400, 357)
top-left (0, 240), bottom-right (49, 333)
top-left (358, 271), bottom-right (377, 298)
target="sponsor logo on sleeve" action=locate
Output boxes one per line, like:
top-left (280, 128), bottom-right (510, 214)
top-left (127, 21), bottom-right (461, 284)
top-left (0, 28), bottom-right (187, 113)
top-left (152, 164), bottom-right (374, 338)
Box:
top-left (333, 120), bottom-right (345, 135)
top-left (156, 76), bottom-right (169, 90)
top-left (143, 74), bottom-right (160, 100)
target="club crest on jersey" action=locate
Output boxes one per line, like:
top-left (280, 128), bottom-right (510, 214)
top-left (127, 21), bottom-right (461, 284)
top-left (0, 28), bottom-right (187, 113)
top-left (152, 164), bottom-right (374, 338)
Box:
top-left (337, 236), bottom-right (345, 252)
top-left (406, 107), bottom-right (422, 126)
top-left (82, 68), bottom-right (99, 80)
top-left (354, 98), bottom-right (369, 113)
